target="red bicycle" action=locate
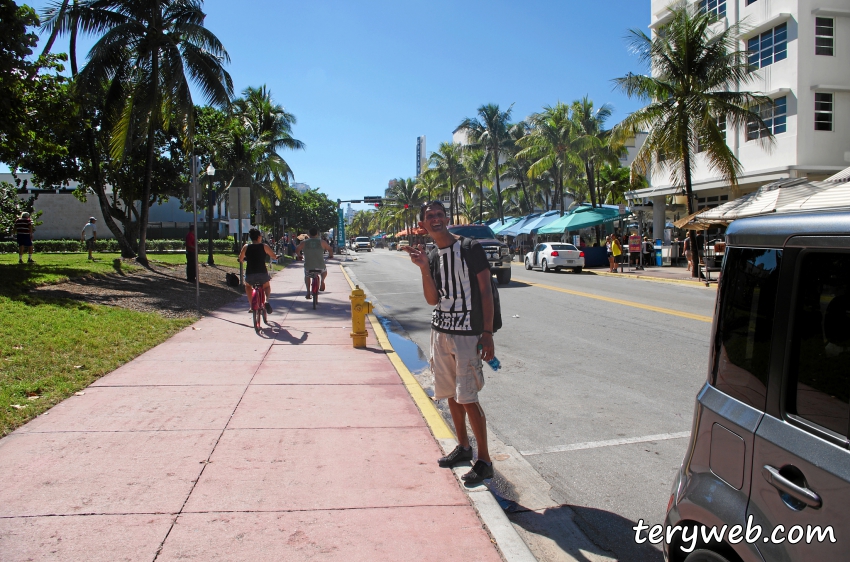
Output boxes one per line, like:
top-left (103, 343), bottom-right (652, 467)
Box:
top-left (306, 269), bottom-right (323, 309)
top-left (250, 282), bottom-right (269, 332)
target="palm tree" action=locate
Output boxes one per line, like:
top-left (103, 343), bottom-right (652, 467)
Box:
top-left (457, 104), bottom-right (513, 224)
top-left (517, 102), bottom-right (581, 216)
top-left (76, 0), bottom-right (234, 264)
top-left (462, 149), bottom-right (492, 223)
top-left (387, 177), bottom-right (424, 239)
top-left (416, 167), bottom-right (443, 202)
top-left (612, 1), bottom-right (771, 277)
top-left (428, 142), bottom-right (464, 223)
top-left (571, 97), bottom-right (619, 211)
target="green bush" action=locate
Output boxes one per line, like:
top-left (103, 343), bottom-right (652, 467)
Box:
top-left (0, 238), bottom-right (237, 253)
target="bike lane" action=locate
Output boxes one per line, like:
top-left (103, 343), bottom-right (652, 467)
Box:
top-left (0, 261), bottom-right (504, 561)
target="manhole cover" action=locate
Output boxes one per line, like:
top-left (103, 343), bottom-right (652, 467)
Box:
top-left (492, 454), bottom-right (510, 461)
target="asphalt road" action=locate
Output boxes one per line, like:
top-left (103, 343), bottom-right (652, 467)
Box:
top-left (341, 248), bottom-right (718, 561)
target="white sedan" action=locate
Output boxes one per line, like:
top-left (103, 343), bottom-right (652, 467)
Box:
top-left (525, 242), bottom-right (585, 273)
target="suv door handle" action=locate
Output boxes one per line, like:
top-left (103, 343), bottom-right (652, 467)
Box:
top-left (762, 465), bottom-right (822, 509)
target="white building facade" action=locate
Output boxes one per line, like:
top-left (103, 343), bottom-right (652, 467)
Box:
top-left (634, 0), bottom-right (850, 237)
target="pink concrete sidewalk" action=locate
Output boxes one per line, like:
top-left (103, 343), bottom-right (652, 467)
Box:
top-left (0, 261), bottom-right (502, 561)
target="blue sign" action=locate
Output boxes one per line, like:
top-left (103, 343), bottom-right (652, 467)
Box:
top-left (337, 207), bottom-right (346, 247)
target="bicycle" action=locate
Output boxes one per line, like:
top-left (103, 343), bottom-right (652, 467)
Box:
top-left (306, 269), bottom-right (323, 309)
top-left (250, 282), bottom-right (270, 332)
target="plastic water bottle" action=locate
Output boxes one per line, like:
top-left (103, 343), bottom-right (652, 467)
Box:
top-left (486, 356), bottom-right (501, 371)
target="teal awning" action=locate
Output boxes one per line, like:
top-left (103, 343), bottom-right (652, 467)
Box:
top-left (538, 206), bottom-right (631, 234)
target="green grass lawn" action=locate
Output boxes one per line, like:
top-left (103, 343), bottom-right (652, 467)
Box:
top-left (0, 252), bottom-right (194, 436)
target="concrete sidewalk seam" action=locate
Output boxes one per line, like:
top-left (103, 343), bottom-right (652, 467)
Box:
top-left (340, 264), bottom-right (538, 562)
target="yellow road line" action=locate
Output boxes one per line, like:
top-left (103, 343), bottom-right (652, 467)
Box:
top-left (339, 264), bottom-right (454, 440)
top-left (522, 280), bottom-right (713, 323)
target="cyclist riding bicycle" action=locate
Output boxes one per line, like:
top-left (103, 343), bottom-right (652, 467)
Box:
top-left (295, 226), bottom-right (333, 299)
top-left (238, 228), bottom-right (277, 313)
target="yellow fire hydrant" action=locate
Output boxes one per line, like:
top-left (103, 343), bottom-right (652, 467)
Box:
top-left (349, 285), bottom-right (374, 348)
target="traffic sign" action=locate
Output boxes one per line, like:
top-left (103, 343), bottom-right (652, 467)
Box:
top-left (363, 196), bottom-right (382, 203)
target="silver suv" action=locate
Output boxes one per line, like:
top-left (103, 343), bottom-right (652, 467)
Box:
top-left (665, 212), bottom-right (850, 562)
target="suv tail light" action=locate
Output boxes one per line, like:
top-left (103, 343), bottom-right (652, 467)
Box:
top-left (579, 251), bottom-right (585, 257)
top-left (550, 251), bottom-right (559, 257)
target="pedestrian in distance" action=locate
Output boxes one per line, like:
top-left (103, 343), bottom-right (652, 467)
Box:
top-left (81, 217), bottom-right (97, 261)
top-left (185, 225), bottom-right (197, 282)
top-left (606, 235), bottom-right (615, 272)
top-left (401, 200), bottom-right (496, 485)
top-left (238, 228), bottom-right (276, 313)
top-left (683, 235), bottom-right (692, 272)
top-left (16, 212), bottom-right (35, 264)
top-left (611, 235), bottom-right (623, 272)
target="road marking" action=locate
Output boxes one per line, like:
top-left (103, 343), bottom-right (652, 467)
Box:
top-left (520, 431), bottom-right (691, 457)
top-left (522, 280), bottom-right (713, 323)
top-left (339, 265), bottom-right (454, 440)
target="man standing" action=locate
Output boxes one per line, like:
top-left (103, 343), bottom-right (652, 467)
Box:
top-left (185, 225), bottom-right (197, 282)
top-left (402, 200), bottom-right (495, 484)
top-left (16, 212), bottom-right (35, 264)
top-left (80, 217), bottom-right (98, 260)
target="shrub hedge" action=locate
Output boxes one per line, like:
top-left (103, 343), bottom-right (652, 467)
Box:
top-left (0, 239), bottom-right (236, 254)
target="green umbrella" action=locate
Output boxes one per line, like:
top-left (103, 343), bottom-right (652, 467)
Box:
top-left (538, 207), bottom-right (630, 234)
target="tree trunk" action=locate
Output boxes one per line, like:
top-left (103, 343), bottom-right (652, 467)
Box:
top-left (479, 181), bottom-right (483, 223)
top-left (493, 143), bottom-right (504, 224)
top-left (518, 177), bottom-right (530, 214)
top-left (137, 48), bottom-right (159, 266)
top-left (39, 0), bottom-right (70, 59)
top-left (69, 3), bottom-right (78, 77)
top-left (683, 149), bottom-right (700, 278)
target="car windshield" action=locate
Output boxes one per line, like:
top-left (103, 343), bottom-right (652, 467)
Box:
top-left (355, 237), bottom-right (369, 242)
top-left (550, 244), bottom-right (577, 251)
top-left (448, 225), bottom-right (497, 239)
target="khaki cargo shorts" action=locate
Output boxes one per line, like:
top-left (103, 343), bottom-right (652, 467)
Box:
top-left (430, 331), bottom-right (485, 404)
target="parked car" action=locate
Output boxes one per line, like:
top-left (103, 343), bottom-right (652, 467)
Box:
top-left (388, 241), bottom-right (398, 251)
top-left (446, 224), bottom-right (511, 284)
top-left (664, 211), bottom-right (850, 562)
top-left (524, 242), bottom-right (584, 273)
top-left (353, 236), bottom-right (372, 252)
top-left (397, 240), bottom-right (410, 251)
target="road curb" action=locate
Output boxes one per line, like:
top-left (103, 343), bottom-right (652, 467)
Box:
top-left (339, 264), bottom-right (537, 562)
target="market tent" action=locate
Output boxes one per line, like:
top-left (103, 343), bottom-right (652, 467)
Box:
top-left (696, 178), bottom-right (823, 222)
top-left (774, 167), bottom-right (850, 213)
top-left (487, 216), bottom-right (513, 228)
top-left (500, 213), bottom-right (541, 237)
top-left (491, 217), bottom-right (523, 235)
top-left (518, 210), bottom-right (561, 234)
top-left (538, 206), bottom-right (628, 234)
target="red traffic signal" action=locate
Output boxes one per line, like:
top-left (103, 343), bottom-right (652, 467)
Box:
top-left (374, 203), bottom-right (380, 208)
top-left (404, 204), bottom-right (409, 209)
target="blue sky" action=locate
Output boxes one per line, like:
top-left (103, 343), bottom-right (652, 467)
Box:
top-left (19, 0), bottom-right (649, 211)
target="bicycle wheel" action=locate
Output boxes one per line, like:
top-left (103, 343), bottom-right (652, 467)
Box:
top-left (312, 276), bottom-right (318, 309)
top-left (253, 309), bottom-right (261, 333)
top-left (262, 307), bottom-right (269, 325)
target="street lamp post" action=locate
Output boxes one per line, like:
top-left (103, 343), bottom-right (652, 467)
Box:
top-left (206, 164), bottom-right (216, 265)
top-left (274, 199), bottom-right (280, 240)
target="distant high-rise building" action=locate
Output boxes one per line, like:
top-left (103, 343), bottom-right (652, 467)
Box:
top-left (416, 136), bottom-right (427, 176)
top-left (291, 182), bottom-right (310, 194)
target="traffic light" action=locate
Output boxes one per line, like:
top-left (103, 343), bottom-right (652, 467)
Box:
top-left (404, 204), bottom-right (409, 209)
top-left (374, 202), bottom-right (381, 208)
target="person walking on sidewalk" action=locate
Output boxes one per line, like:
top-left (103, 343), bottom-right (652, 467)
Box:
top-left (402, 200), bottom-right (495, 485)
top-left (81, 217), bottom-right (97, 260)
top-left (16, 212), bottom-right (35, 264)
top-left (295, 227), bottom-right (333, 298)
top-left (238, 228), bottom-right (276, 314)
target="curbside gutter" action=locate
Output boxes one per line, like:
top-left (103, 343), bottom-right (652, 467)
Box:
top-left (340, 264), bottom-right (537, 562)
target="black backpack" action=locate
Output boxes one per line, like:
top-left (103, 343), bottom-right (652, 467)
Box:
top-left (428, 237), bottom-right (503, 334)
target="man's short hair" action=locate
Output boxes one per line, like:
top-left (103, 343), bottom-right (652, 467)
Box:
top-left (21, 212), bottom-right (30, 219)
top-left (248, 228), bottom-right (262, 241)
top-left (308, 226), bottom-right (319, 237)
top-left (419, 200), bottom-right (447, 221)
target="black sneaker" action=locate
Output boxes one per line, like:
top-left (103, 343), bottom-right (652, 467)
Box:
top-left (438, 445), bottom-right (473, 468)
top-left (264, 303), bottom-right (272, 314)
top-left (461, 460), bottom-right (494, 484)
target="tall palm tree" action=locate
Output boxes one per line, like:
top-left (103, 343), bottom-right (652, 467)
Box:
top-left (462, 149), bottom-right (491, 223)
top-left (457, 103), bottom-right (513, 224)
top-left (517, 102), bottom-right (581, 216)
top-left (571, 96), bottom-right (621, 211)
top-left (416, 167), bottom-right (443, 202)
top-left (387, 177), bottom-right (424, 239)
top-left (76, 0), bottom-right (233, 264)
top-left (428, 142), bottom-right (464, 223)
top-left (612, 1), bottom-right (771, 277)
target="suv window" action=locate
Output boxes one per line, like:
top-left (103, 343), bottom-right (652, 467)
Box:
top-left (787, 251), bottom-right (850, 436)
top-left (711, 248), bottom-right (782, 410)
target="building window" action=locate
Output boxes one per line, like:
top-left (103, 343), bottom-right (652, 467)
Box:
top-left (699, 0), bottom-right (726, 18)
top-left (697, 116), bottom-right (726, 153)
top-left (747, 96), bottom-right (787, 140)
top-left (746, 0), bottom-right (758, 4)
top-left (816, 18), bottom-right (834, 56)
top-left (815, 93), bottom-right (834, 132)
top-left (748, 23), bottom-right (788, 70)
